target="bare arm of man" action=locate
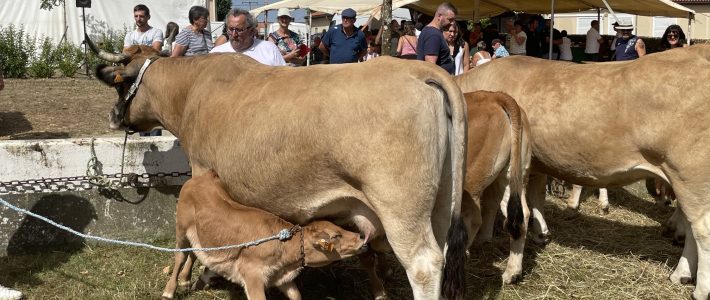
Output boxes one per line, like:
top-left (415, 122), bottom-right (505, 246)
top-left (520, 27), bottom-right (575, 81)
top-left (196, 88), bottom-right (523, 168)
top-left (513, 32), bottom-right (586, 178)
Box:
top-left (215, 35), bottom-right (228, 46)
top-left (171, 44), bottom-right (187, 57)
top-left (425, 55), bottom-right (437, 64)
top-left (151, 41), bottom-right (162, 52)
top-left (318, 43), bottom-right (329, 57)
top-left (636, 39), bottom-right (646, 57)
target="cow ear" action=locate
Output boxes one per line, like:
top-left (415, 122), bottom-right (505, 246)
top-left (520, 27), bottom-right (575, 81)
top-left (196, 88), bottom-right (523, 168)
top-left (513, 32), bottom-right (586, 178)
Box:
top-left (95, 64), bottom-right (130, 86)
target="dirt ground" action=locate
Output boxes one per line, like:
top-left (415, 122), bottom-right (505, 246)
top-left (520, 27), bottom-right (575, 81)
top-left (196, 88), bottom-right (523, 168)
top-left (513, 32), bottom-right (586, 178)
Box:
top-left (0, 78), bottom-right (123, 140)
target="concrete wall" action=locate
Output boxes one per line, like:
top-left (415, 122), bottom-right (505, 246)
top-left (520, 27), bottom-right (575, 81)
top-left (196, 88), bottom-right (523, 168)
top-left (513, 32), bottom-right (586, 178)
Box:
top-left (0, 136), bottom-right (190, 255)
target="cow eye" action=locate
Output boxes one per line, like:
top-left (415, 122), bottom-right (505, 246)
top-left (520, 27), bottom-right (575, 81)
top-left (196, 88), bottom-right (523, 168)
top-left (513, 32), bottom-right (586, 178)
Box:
top-left (331, 234), bottom-right (342, 240)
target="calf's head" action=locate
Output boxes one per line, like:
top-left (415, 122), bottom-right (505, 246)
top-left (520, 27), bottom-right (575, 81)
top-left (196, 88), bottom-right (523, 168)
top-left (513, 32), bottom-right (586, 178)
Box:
top-left (303, 220), bottom-right (367, 267)
top-left (85, 34), bottom-right (163, 132)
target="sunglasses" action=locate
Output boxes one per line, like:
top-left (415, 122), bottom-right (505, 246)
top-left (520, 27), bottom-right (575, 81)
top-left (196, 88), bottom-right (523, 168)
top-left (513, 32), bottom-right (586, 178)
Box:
top-left (342, 16), bottom-right (355, 21)
top-left (667, 33), bottom-right (679, 38)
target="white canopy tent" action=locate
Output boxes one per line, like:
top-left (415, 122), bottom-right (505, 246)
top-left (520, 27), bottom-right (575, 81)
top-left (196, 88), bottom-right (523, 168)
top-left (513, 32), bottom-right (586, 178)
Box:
top-left (251, 0), bottom-right (693, 20)
top-left (0, 0), bottom-right (210, 46)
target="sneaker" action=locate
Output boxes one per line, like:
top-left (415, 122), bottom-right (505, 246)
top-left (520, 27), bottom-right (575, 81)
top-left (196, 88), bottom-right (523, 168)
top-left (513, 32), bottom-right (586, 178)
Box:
top-left (0, 285), bottom-right (22, 300)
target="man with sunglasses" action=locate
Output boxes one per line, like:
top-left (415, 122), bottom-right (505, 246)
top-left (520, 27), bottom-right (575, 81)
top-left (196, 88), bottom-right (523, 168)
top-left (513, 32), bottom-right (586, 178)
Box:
top-left (210, 8), bottom-right (285, 66)
top-left (319, 8), bottom-right (367, 64)
top-left (416, 2), bottom-right (458, 74)
top-left (614, 23), bottom-right (645, 61)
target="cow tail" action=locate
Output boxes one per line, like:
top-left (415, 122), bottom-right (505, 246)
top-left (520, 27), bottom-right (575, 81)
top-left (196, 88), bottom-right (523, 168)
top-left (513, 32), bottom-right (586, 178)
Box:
top-left (426, 79), bottom-right (467, 300)
top-left (496, 93), bottom-right (525, 240)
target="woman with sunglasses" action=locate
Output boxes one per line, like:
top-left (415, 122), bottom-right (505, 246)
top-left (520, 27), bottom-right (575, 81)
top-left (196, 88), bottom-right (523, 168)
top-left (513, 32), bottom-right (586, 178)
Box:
top-left (661, 24), bottom-right (687, 51)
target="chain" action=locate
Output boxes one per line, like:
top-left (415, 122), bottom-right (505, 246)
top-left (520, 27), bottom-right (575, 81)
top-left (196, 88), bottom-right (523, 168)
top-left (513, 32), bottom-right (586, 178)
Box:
top-left (1, 135), bottom-right (191, 195)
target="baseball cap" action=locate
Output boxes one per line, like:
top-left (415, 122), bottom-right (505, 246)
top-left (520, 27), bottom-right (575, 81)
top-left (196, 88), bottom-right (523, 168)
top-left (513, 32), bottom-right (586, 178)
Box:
top-left (277, 8), bottom-right (292, 18)
top-left (342, 8), bottom-right (356, 18)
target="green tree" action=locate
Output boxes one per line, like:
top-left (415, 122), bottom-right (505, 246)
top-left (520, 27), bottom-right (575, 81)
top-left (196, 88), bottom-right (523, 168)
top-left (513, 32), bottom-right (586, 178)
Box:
top-left (216, 0), bottom-right (231, 21)
top-left (40, 0), bottom-right (64, 11)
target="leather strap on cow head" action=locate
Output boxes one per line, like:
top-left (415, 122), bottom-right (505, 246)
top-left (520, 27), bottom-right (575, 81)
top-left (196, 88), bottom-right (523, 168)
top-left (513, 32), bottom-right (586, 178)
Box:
top-left (115, 57), bottom-right (159, 134)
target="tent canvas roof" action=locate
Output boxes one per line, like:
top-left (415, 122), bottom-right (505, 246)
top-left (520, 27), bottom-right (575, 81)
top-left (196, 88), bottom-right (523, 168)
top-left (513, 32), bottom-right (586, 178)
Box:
top-left (251, 0), bottom-right (694, 19)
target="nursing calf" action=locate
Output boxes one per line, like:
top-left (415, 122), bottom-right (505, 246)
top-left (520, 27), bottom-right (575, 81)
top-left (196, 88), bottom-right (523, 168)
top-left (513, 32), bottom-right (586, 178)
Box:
top-left (161, 171), bottom-right (366, 300)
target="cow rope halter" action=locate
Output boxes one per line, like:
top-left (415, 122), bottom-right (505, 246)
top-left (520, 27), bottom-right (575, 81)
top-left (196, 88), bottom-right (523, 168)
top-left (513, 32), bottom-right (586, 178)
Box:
top-left (115, 56), bottom-right (159, 134)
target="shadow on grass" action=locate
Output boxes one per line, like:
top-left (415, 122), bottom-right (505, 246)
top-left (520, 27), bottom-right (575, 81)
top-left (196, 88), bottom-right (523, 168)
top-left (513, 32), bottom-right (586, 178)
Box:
top-left (0, 195), bottom-right (96, 287)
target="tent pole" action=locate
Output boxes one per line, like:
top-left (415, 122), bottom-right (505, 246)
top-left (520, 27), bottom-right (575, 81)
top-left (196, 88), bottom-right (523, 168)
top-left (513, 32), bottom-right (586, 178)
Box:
top-left (307, 9), bottom-right (312, 66)
top-left (474, 0), bottom-right (480, 23)
top-left (687, 12), bottom-right (693, 46)
top-left (548, 0), bottom-right (554, 60)
top-left (382, 0), bottom-right (393, 56)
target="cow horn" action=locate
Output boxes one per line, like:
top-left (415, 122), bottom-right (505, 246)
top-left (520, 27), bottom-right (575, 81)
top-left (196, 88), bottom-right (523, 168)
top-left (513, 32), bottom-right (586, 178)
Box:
top-left (85, 33), bottom-right (129, 63)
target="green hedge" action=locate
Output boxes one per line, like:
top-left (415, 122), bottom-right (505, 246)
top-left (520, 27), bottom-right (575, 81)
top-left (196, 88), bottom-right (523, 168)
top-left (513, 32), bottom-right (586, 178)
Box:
top-left (0, 25), bottom-right (126, 78)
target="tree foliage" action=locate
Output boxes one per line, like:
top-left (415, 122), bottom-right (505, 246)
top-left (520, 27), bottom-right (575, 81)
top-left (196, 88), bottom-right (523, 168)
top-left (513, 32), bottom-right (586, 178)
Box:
top-left (40, 0), bottom-right (64, 11)
top-left (216, 0), bottom-right (231, 21)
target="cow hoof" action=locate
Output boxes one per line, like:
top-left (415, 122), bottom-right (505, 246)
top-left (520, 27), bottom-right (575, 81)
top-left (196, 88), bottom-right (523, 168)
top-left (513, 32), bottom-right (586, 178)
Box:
top-left (599, 207), bottom-right (609, 215)
top-left (670, 272), bottom-right (693, 285)
top-left (161, 294), bottom-right (174, 300)
top-left (502, 271), bottom-right (523, 284)
top-left (531, 233), bottom-right (549, 245)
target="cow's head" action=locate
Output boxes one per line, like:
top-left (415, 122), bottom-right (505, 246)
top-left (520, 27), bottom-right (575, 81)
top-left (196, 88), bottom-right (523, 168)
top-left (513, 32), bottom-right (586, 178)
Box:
top-left (302, 220), bottom-right (367, 267)
top-left (86, 34), bottom-right (162, 131)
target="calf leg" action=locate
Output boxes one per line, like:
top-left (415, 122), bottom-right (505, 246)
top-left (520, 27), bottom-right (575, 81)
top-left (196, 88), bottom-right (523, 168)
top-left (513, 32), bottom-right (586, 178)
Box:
top-left (277, 282), bottom-right (301, 300)
top-left (178, 253), bottom-right (197, 288)
top-left (243, 277), bottom-right (267, 300)
top-left (597, 188), bottom-right (609, 214)
top-left (162, 238), bottom-right (191, 299)
top-left (499, 183), bottom-right (531, 284)
top-left (663, 207), bottom-right (687, 246)
top-left (566, 185), bottom-right (583, 210)
top-left (359, 249), bottom-right (387, 300)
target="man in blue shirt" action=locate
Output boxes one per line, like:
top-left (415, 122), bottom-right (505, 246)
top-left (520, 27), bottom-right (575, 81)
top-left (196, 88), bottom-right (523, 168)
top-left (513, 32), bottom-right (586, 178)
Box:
top-left (417, 2), bottom-right (457, 74)
top-left (319, 8), bottom-right (367, 64)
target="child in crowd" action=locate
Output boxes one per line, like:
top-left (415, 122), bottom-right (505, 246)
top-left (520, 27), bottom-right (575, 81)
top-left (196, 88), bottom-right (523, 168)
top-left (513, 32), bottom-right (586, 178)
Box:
top-left (362, 41), bottom-right (379, 61)
top-left (491, 38), bottom-right (509, 59)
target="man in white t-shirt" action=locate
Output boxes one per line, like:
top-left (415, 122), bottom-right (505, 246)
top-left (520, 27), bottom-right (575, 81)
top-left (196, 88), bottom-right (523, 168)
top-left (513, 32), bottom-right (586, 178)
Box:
top-left (210, 8), bottom-right (285, 66)
top-left (584, 20), bottom-right (603, 62)
top-left (508, 20), bottom-right (527, 55)
top-left (123, 4), bottom-right (163, 52)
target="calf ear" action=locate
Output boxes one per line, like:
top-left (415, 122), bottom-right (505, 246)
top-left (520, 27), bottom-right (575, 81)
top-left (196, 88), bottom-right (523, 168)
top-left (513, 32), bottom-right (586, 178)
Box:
top-left (95, 64), bottom-right (129, 87)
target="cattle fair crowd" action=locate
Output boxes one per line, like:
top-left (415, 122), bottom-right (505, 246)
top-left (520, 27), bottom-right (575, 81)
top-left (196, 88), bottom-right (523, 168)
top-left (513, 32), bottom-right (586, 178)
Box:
top-left (0, 1), bottom-right (704, 300)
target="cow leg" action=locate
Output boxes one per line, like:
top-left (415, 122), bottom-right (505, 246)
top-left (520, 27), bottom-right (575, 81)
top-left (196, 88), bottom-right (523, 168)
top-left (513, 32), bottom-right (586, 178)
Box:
top-left (359, 249), bottom-right (387, 300)
top-left (670, 219), bottom-right (697, 285)
top-left (566, 185), bottom-right (583, 210)
top-left (597, 188), bottom-right (609, 214)
top-left (690, 212), bottom-right (710, 299)
top-left (276, 282), bottom-right (301, 300)
top-left (527, 173), bottom-right (549, 244)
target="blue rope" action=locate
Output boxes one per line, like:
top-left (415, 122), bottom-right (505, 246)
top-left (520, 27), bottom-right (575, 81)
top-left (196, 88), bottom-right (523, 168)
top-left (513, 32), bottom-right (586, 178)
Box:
top-left (0, 198), bottom-right (294, 252)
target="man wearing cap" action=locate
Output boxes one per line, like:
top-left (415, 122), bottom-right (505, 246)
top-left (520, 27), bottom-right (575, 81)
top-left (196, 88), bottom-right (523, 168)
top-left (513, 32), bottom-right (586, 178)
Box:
top-left (268, 8), bottom-right (305, 66)
top-left (417, 2), bottom-right (457, 74)
top-left (210, 8), bottom-right (285, 66)
top-left (319, 8), bottom-right (367, 64)
top-left (614, 23), bottom-right (645, 61)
